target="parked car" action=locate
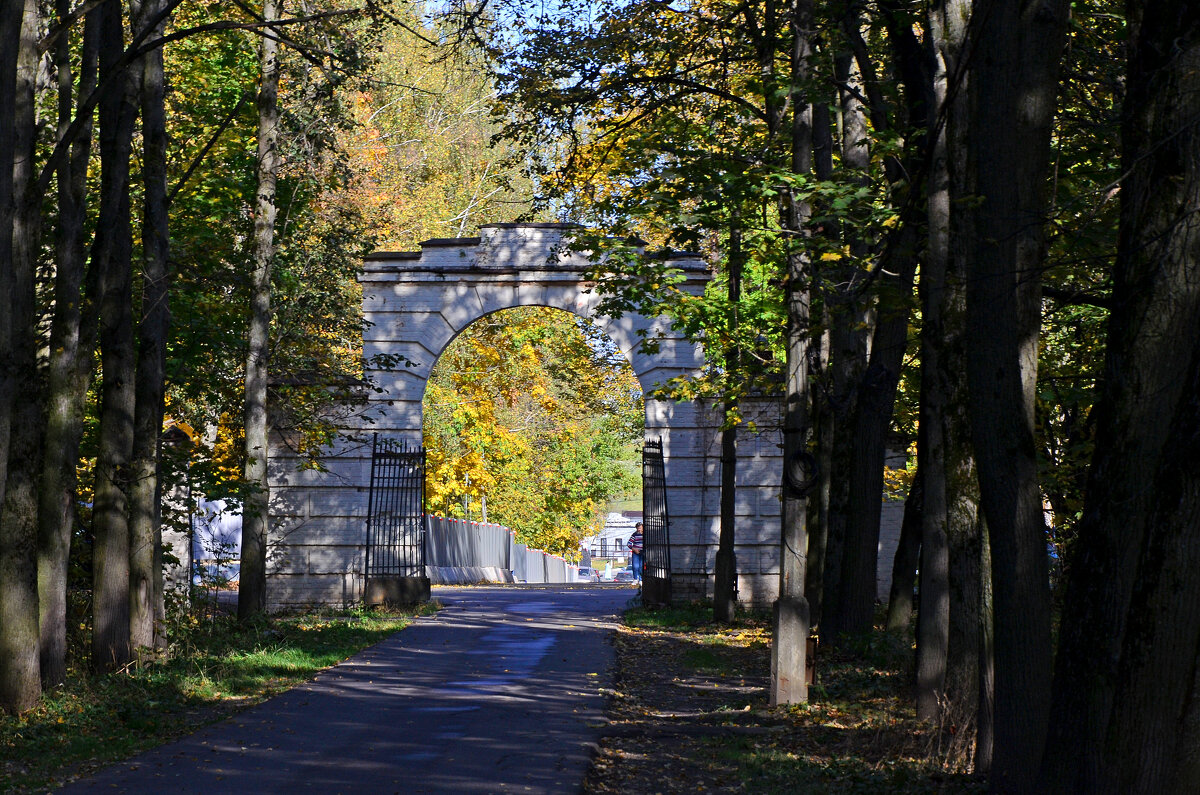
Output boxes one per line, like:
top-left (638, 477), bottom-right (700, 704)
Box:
top-left (613, 569), bottom-right (637, 583)
top-left (577, 567), bottom-right (600, 583)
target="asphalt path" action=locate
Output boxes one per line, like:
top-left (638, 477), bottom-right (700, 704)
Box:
top-left (63, 585), bottom-right (635, 794)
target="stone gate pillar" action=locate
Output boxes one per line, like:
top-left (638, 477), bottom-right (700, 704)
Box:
top-left (266, 223), bottom-right (785, 610)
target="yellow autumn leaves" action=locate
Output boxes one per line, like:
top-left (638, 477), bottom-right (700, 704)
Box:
top-left (423, 307), bottom-right (644, 558)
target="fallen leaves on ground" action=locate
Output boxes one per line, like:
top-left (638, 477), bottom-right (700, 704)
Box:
top-left (584, 605), bottom-right (985, 794)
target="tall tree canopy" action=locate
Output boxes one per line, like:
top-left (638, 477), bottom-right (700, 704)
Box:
top-left (5, 0), bottom-right (1200, 791)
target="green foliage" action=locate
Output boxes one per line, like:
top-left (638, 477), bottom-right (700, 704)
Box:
top-left (340, 5), bottom-right (535, 249)
top-left (423, 307), bottom-right (643, 556)
top-left (491, 0), bottom-right (907, 419)
top-left (1037, 0), bottom-right (1124, 554)
top-left (161, 1), bottom-right (382, 494)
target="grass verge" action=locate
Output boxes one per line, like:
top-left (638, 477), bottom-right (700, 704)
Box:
top-left (585, 602), bottom-right (985, 794)
top-left (0, 602), bottom-right (436, 793)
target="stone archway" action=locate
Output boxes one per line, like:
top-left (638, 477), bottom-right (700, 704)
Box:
top-left (266, 223), bottom-right (786, 610)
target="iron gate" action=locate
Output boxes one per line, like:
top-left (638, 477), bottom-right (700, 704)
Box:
top-left (642, 437), bottom-right (671, 603)
top-left (365, 435), bottom-right (426, 578)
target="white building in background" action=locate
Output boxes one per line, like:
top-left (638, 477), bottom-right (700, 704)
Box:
top-left (581, 512), bottom-right (640, 562)
top-left (192, 498), bottom-right (242, 584)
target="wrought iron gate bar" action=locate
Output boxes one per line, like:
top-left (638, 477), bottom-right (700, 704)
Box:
top-left (642, 437), bottom-right (671, 601)
top-left (365, 435), bottom-right (426, 578)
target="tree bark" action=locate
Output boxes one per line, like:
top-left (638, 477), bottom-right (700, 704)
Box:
top-left (804, 86), bottom-right (832, 631)
top-left (831, 225), bottom-right (919, 641)
top-left (918, 1), bottom-right (984, 754)
top-left (714, 222), bottom-right (742, 624)
top-left (962, 0), bottom-right (1070, 788)
top-left (240, 0), bottom-right (281, 620)
top-left (38, 0), bottom-right (100, 688)
top-left (129, 0), bottom-right (171, 654)
top-left (884, 467), bottom-right (922, 633)
top-left (770, 0), bottom-right (813, 707)
top-left (810, 51), bottom-right (872, 631)
top-left (0, 0), bottom-right (19, 518)
top-left (824, 7), bottom-right (930, 642)
top-left (0, 0), bottom-right (42, 715)
top-left (91, 0), bottom-right (139, 673)
top-left (1042, 5), bottom-right (1200, 792)
top-left (976, 520), bottom-right (994, 773)
top-left (937, 0), bottom-right (990, 769)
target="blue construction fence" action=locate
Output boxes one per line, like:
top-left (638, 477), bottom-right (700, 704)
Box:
top-left (424, 515), bottom-right (579, 585)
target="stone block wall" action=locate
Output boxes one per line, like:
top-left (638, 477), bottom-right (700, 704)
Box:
top-left (263, 223), bottom-right (907, 612)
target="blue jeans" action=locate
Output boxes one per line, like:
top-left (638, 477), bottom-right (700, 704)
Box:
top-left (632, 552), bottom-right (643, 581)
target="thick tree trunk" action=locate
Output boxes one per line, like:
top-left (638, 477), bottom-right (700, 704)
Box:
top-left (938, 1), bottom-right (989, 768)
top-left (0, 0), bottom-right (42, 715)
top-left (129, 0), bottom-right (171, 654)
top-left (38, 0), bottom-right (99, 688)
top-left (1042, 5), bottom-right (1200, 792)
top-left (0, 0), bottom-right (19, 517)
top-left (917, 6), bottom-right (955, 724)
top-left (962, 0), bottom-right (1070, 788)
top-left (918, 2), bottom-right (984, 755)
top-left (915, 355), bottom-right (949, 725)
top-left (714, 224), bottom-right (742, 624)
top-left (91, 0), bottom-right (139, 673)
top-left (240, 0), bottom-right (281, 620)
top-left (884, 467), bottom-right (922, 633)
top-left (0, 1), bottom-right (19, 707)
top-left (93, 193), bottom-right (136, 673)
top-left (770, 0), bottom-right (813, 707)
top-left (811, 52), bottom-right (873, 631)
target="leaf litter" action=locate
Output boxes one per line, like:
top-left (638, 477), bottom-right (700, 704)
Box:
top-left (583, 604), bottom-right (985, 794)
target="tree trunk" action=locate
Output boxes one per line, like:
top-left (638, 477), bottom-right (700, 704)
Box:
top-left (917, 4), bottom-right (955, 724)
top-left (918, 1), bottom-right (984, 752)
top-left (885, 467), bottom-right (922, 633)
top-left (976, 521), bottom-right (994, 773)
top-left (0, 0), bottom-right (19, 518)
top-left (0, 0), bottom-right (19, 708)
top-left (770, 0), bottom-right (813, 707)
top-left (831, 228), bottom-right (919, 641)
top-left (937, 0), bottom-right (988, 769)
top-left (240, 0), bottom-right (281, 620)
top-left (804, 89), bottom-right (831, 631)
top-left (1042, 5), bottom-right (1200, 792)
top-left (962, 0), bottom-right (1070, 788)
top-left (824, 9), bottom-right (930, 643)
top-left (0, 0), bottom-right (42, 715)
top-left (916, 377), bottom-right (949, 725)
top-left (713, 223), bottom-right (742, 624)
top-left (129, 0), bottom-right (171, 654)
top-left (91, 0), bottom-right (139, 673)
top-left (807, 323), bottom-right (831, 629)
top-left (38, 0), bottom-right (100, 688)
top-left (809, 51), bottom-right (872, 631)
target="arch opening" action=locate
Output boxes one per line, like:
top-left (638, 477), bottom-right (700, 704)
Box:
top-left (267, 224), bottom-right (789, 611)
top-left (421, 306), bottom-right (644, 562)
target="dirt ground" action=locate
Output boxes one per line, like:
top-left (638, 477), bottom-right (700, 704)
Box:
top-left (583, 607), bottom-right (984, 794)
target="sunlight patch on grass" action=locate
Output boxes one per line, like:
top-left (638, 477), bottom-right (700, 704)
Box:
top-left (0, 606), bottom-right (426, 793)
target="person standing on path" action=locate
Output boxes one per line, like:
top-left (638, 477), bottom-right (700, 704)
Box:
top-left (628, 522), bottom-right (644, 583)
